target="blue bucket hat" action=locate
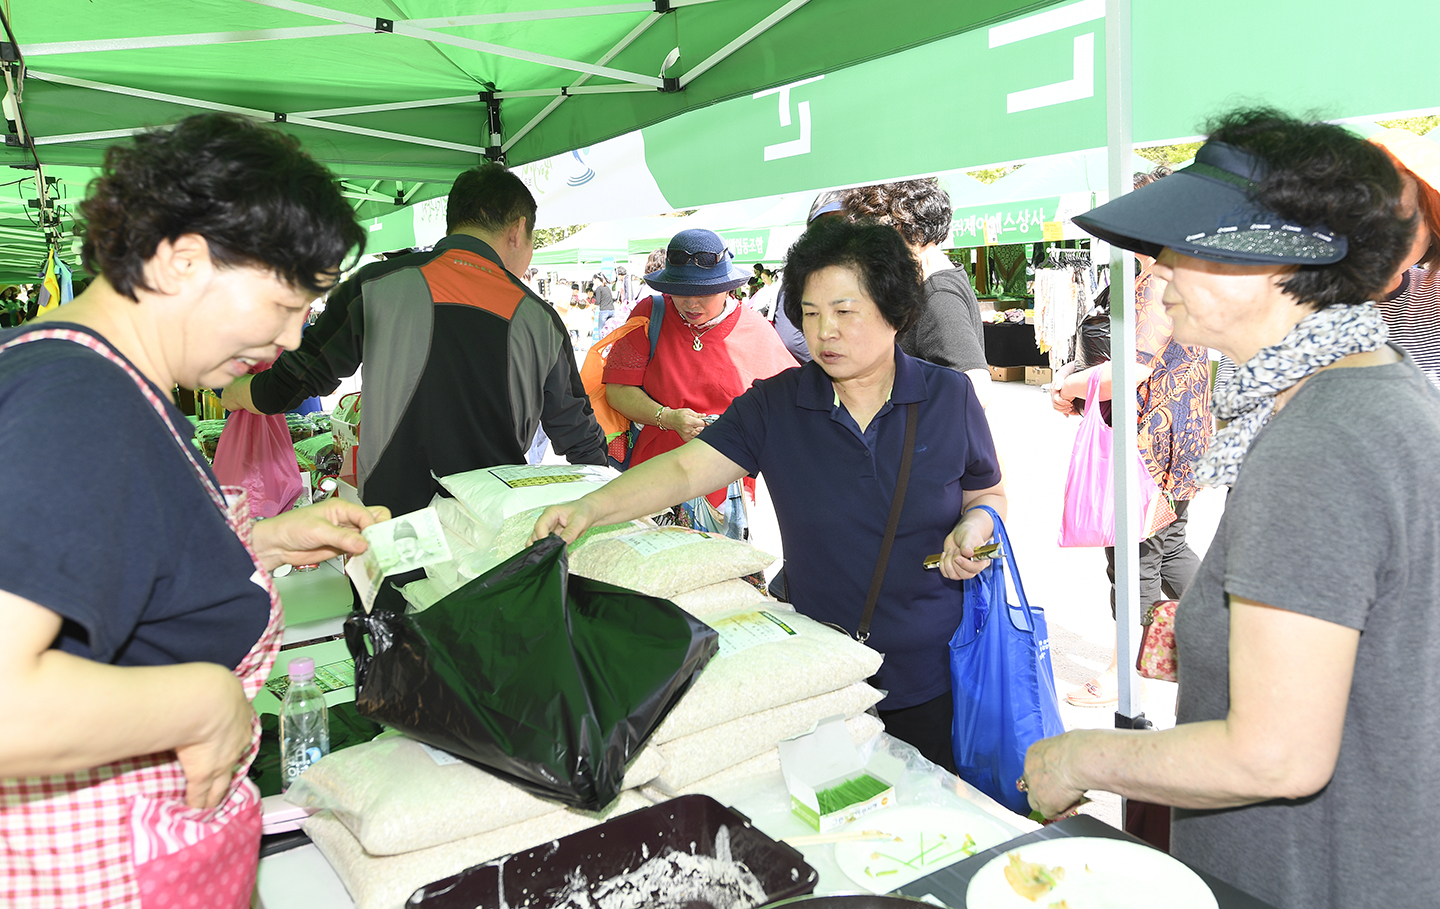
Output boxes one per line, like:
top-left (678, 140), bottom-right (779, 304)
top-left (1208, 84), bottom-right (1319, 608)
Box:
top-left (1072, 141), bottom-right (1348, 266)
top-left (643, 228), bottom-right (751, 296)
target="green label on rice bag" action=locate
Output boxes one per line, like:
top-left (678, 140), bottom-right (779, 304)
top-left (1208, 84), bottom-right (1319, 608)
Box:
top-left (612, 527), bottom-right (706, 557)
top-left (708, 610), bottom-right (798, 658)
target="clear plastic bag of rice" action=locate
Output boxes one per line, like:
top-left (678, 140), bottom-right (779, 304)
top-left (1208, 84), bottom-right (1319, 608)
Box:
top-left (569, 527), bottom-right (775, 599)
top-left (490, 505), bottom-right (655, 561)
top-left (430, 493), bottom-right (496, 552)
top-left (436, 464), bottom-right (619, 540)
top-left (669, 578), bottom-right (780, 619)
top-left (650, 608), bottom-right (882, 743)
top-left (286, 734), bottom-right (665, 855)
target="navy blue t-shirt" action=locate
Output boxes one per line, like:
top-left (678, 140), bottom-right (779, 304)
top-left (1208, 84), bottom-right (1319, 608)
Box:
top-left (0, 325), bottom-right (269, 668)
top-left (700, 348), bottom-right (1002, 709)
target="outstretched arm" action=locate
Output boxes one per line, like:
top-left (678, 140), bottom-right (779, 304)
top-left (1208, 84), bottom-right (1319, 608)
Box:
top-left (532, 440), bottom-right (747, 543)
top-left (1024, 596), bottom-right (1358, 816)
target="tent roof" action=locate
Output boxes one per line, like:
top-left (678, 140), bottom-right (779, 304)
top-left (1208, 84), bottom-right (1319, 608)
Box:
top-left (6, 0), bottom-right (1439, 284)
top-left (0, 0), bottom-right (1051, 280)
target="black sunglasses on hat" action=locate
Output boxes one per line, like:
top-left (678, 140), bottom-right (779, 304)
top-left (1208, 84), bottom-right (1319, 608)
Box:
top-left (666, 247), bottom-right (732, 268)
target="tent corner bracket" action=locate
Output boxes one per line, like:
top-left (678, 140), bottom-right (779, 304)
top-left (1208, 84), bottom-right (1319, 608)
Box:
top-left (375, 19), bottom-right (394, 34)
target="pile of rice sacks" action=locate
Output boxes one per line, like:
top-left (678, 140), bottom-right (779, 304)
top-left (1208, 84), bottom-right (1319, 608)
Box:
top-left (291, 735), bottom-right (659, 908)
top-left (315, 464), bottom-right (886, 904)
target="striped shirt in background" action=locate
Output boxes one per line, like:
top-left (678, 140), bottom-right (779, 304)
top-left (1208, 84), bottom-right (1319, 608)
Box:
top-left (1377, 267), bottom-right (1440, 391)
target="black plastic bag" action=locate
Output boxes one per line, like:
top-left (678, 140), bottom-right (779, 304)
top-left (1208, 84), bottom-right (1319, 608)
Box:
top-left (344, 534), bottom-right (718, 810)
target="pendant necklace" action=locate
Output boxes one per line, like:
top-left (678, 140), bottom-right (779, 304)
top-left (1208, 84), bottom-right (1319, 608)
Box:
top-left (685, 319), bottom-right (721, 351)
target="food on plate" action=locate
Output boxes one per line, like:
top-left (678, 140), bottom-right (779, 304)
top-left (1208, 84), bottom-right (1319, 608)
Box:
top-left (1003, 850), bottom-right (1065, 901)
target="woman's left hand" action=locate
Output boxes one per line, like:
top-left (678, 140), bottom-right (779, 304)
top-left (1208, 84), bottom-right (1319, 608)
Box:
top-left (251, 499), bottom-right (390, 571)
top-left (938, 512), bottom-right (994, 581)
top-left (1022, 732), bottom-right (1091, 819)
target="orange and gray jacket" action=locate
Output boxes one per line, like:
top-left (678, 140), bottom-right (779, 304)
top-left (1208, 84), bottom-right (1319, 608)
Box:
top-left (251, 234), bottom-right (606, 516)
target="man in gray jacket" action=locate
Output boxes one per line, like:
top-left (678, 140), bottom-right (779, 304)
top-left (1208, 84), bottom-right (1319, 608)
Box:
top-left (226, 164), bottom-right (605, 606)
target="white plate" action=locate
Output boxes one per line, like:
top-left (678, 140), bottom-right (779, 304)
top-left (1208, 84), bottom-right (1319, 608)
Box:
top-left (833, 805), bottom-right (1018, 894)
top-left (964, 836), bottom-right (1218, 909)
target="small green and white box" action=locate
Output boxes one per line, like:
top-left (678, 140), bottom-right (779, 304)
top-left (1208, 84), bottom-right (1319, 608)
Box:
top-left (779, 715), bottom-right (896, 832)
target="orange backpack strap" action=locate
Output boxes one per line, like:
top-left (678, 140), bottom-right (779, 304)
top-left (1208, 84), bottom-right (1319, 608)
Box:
top-left (582, 315), bottom-right (649, 438)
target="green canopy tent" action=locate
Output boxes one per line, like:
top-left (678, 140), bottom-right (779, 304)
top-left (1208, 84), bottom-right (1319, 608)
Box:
top-left (0, 0), bottom-right (1060, 282)
top-left (4, 0), bottom-right (1437, 282)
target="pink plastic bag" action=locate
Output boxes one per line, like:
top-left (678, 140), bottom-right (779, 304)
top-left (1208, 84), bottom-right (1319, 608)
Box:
top-left (212, 408), bottom-right (304, 519)
top-left (1058, 369), bottom-right (1175, 547)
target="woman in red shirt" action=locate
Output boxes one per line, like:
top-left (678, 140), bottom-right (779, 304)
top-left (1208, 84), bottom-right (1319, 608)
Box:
top-left (603, 228), bottom-right (795, 526)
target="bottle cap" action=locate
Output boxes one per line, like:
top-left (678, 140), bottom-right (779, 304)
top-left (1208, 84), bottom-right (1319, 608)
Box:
top-left (287, 657), bottom-right (316, 682)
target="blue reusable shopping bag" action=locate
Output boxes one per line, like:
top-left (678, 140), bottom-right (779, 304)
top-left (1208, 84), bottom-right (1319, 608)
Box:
top-left (950, 505), bottom-right (1064, 815)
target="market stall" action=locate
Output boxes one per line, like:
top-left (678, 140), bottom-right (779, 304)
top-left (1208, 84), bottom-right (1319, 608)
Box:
top-left (6, 4), bottom-right (1435, 907)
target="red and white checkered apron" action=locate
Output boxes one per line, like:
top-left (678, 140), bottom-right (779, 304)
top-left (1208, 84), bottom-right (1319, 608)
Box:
top-left (0, 329), bottom-right (285, 909)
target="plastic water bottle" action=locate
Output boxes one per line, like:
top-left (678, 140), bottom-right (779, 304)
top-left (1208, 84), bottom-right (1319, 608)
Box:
top-left (279, 657), bottom-right (329, 791)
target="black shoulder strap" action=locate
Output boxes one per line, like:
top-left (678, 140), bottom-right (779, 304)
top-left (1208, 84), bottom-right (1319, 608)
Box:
top-left (855, 401), bottom-right (918, 643)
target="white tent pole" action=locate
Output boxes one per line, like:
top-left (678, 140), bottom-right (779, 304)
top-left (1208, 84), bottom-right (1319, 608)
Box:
top-left (241, 0), bottom-right (663, 87)
top-left (1105, 0), bottom-right (1144, 727)
top-left (408, 5), bottom-right (654, 28)
top-left (502, 11), bottom-right (663, 154)
top-left (291, 96), bottom-right (481, 118)
top-left (22, 5), bottom-right (659, 56)
top-left (22, 26), bottom-right (353, 56)
top-left (495, 85), bottom-right (654, 98)
top-left (679, 0), bottom-right (811, 89)
top-left (34, 127), bottom-right (147, 146)
top-left (28, 70), bottom-right (270, 116)
top-left (285, 114), bottom-right (486, 154)
top-left (26, 70), bottom-right (486, 155)
top-left (389, 24), bottom-right (662, 87)
top-left (289, 82), bottom-right (651, 121)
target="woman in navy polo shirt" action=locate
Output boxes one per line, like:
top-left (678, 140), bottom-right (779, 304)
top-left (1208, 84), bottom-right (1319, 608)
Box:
top-left (534, 219), bottom-right (1006, 770)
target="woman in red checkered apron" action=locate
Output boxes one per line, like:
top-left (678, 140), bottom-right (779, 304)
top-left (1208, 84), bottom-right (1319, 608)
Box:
top-left (0, 115), bottom-right (386, 908)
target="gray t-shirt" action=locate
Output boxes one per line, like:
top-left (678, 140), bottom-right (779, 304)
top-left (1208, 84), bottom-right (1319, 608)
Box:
top-left (898, 267), bottom-right (987, 373)
top-left (1171, 347), bottom-right (1440, 909)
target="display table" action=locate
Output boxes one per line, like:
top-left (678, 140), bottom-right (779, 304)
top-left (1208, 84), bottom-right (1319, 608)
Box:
top-left (982, 321), bottom-right (1049, 367)
top-left (273, 557), bottom-right (354, 646)
top-left (254, 733), bottom-right (1035, 908)
top-left (896, 813), bottom-right (1279, 909)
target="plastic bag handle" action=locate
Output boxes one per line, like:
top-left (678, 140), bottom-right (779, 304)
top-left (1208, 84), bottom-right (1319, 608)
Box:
top-left (968, 504), bottom-right (1040, 634)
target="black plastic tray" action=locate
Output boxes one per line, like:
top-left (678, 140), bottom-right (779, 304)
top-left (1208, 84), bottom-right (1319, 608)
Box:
top-left (408, 794), bottom-right (819, 908)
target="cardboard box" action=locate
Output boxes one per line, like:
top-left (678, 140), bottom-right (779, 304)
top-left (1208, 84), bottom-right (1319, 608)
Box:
top-left (1025, 366), bottom-right (1053, 386)
top-left (989, 365), bottom-right (1025, 382)
top-left (780, 715), bottom-right (896, 832)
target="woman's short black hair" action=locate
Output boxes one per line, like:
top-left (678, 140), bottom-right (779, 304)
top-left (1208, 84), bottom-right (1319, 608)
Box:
top-left (841, 179), bottom-right (953, 249)
top-left (446, 162), bottom-right (537, 234)
top-left (781, 218), bottom-right (923, 333)
top-left (81, 113), bottom-right (363, 300)
top-left (1205, 108), bottom-right (1413, 308)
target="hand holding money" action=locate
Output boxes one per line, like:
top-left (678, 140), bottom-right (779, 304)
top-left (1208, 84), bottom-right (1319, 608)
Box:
top-left (344, 506), bottom-right (453, 612)
top-left (251, 499), bottom-right (390, 572)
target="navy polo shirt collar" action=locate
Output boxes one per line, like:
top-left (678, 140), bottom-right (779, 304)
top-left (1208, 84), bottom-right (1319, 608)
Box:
top-left (794, 344), bottom-right (928, 411)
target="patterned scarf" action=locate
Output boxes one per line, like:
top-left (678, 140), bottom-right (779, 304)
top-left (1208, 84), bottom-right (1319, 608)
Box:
top-left (1195, 303), bottom-right (1389, 488)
